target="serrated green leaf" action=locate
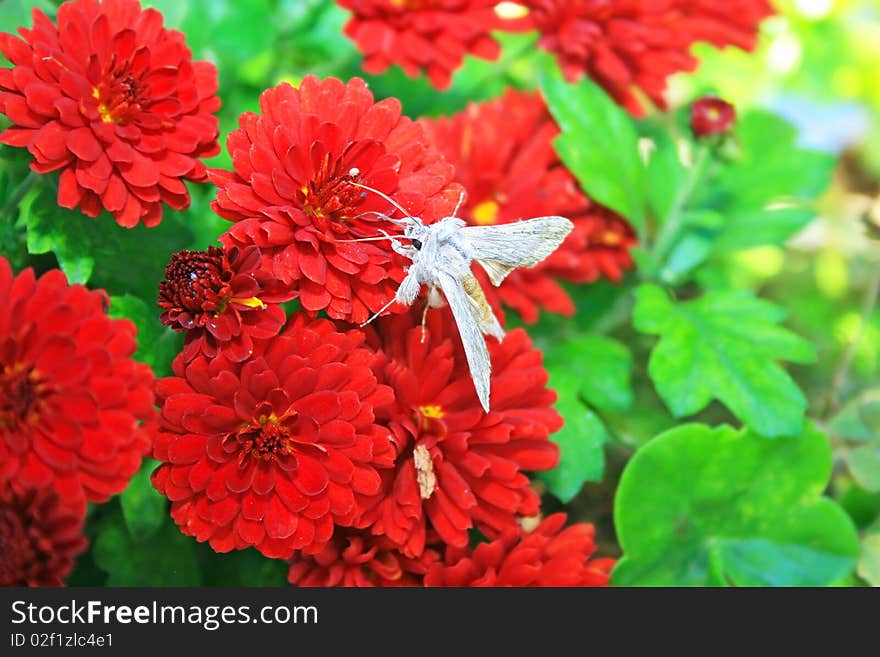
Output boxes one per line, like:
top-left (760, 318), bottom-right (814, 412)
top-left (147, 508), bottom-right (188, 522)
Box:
top-left (633, 283), bottom-right (815, 437)
top-left (22, 192), bottom-right (95, 283)
top-left (540, 62), bottom-right (645, 233)
top-left (613, 423), bottom-right (859, 586)
top-left (22, 188), bottom-right (195, 298)
top-left (109, 294), bottom-right (182, 377)
top-left (119, 460), bottom-right (167, 542)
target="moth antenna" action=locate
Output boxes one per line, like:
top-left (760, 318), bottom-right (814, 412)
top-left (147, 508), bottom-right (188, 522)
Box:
top-left (451, 190), bottom-right (466, 219)
top-left (359, 297), bottom-right (398, 328)
top-left (348, 180), bottom-right (414, 221)
top-left (335, 235), bottom-right (406, 243)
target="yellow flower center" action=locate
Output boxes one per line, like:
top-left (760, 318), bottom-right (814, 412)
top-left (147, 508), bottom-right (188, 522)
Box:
top-left (471, 199), bottom-right (500, 225)
top-left (419, 404), bottom-right (444, 419)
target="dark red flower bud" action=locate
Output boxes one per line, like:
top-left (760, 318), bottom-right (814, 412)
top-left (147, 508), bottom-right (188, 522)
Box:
top-left (690, 97), bottom-right (737, 138)
top-left (158, 245), bottom-right (289, 362)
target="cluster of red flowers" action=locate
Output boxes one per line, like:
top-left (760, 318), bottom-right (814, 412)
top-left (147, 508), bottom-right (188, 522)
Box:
top-left (0, 0), bottom-right (220, 227)
top-left (152, 75), bottom-right (614, 586)
top-left (0, 0), bottom-right (705, 587)
top-left (0, 256), bottom-right (155, 585)
top-left (337, 0), bottom-right (773, 115)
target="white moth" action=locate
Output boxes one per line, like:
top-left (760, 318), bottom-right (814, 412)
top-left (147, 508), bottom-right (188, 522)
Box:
top-left (347, 169), bottom-right (573, 412)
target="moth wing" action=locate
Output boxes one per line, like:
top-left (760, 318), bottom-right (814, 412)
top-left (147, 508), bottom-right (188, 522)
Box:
top-left (460, 216), bottom-right (574, 286)
top-left (436, 270), bottom-right (492, 412)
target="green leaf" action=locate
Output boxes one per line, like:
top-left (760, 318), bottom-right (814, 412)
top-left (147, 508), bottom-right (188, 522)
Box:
top-left (119, 460), bottom-right (167, 542)
top-left (613, 423), bottom-right (860, 586)
top-left (200, 547), bottom-right (289, 587)
top-left (539, 378), bottom-right (608, 503)
top-left (22, 193), bottom-right (95, 283)
top-left (641, 124), bottom-right (687, 222)
top-left (22, 188), bottom-right (195, 299)
top-left (633, 283), bottom-right (816, 437)
top-left (93, 507), bottom-right (202, 586)
top-left (659, 210), bottom-right (723, 284)
top-left (697, 111), bottom-right (834, 252)
top-left (845, 445), bottom-right (880, 493)
top-left (830, 390), bottom-right (880, 442)
top-left (109, 295), bottom-right (182, 377)
top-left (540, 62), bottom-right (645, 233)
top-left (552, 336), bottom-right (633, 412)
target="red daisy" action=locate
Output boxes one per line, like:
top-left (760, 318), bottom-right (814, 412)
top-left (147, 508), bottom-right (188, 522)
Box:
top-left (524, 0), bottom-right (773, 116)
top-left (0, 0), bottom-right (221, 227)
top-left (158, 245), bottom-right (291, 363)
top-left (420, 90), bottom-right (636, 323)
top-left (151, 314), bottom-right (396, 558)
top-left (360, 308), bottom-right (561, 557)
top-left (689, 96), bottom-right (736, 138)
top-left (209, 76), bottom-right (462, 324)
top-left (0, 479), bottom-right (87, 586)
top-left (0, 256), bottom-right (155, 513)
top-left (288, 530), bottom-right (438, 587)
top-left (337, 0), bottom-right (509, 90)
top-left (424, 513), bottom-right (615, 586)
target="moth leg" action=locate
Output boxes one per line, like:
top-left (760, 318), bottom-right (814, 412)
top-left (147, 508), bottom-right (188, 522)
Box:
top-left (427, 286), bottom-right (445, 308)
top-left (359, 272), bottom-right (421, 327)
top-left (396, 269), bottom-right (422, 305)
top-left (380, 229), bottom-right (417, 258)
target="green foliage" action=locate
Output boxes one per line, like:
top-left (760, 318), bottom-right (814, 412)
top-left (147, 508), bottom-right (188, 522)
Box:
top-left (633, 284), bottom-right (816, 437)
top-left (109, 295), bottom-right (182, 378)
top-left (539, 336), bottom-right (633, 501)
top-left (541, 63), bottom-right (646, 234)
top-left (21, 187), bottom-right (195, 297)
top-left (93, 506), bottom-right (202, 586)
top-left (119, 460), bottom-right (168, 542)
top-left (614, 423), bottom-right (860, 586)
top-left (696, 112), bottom-right (835, 253)
top-left (832, 390), bottom-right (880, 493)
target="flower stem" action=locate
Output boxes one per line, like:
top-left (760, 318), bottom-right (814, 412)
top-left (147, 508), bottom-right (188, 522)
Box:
top-left (822, 257), bottom-right (880, 417)
top-left (1, 170), bottom-right (41, 222)
top-left (649, 143), bottom-right (712, 277)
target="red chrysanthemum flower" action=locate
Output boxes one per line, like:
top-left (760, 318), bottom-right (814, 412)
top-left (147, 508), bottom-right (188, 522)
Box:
top-left (360, 308), bottom-right (561, 557)
top-left (424, 513), bottom-right (614, 586)
top-left (209, 76), bottom-right (462, 324)
top-left (288, 529), bottom-right (438, 587)
top-left (420, 90), bottom-right (636, 323)
top-left (690, 96), bottom-right (736, 138)
top-left (524, 0), bottom-right (773, 116)
top-left (151, 314), bottom-right (396, 558)
top-left (0, 0), bottom-right (221, 227)
top-left (0, 257), bottom-right (155, 512)
top-left (0, 480), bottom-right (87, 586)
top-left (337, 0), bottom-right (510, 90)
top-left (158, 245), bottom-right (290, 363)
